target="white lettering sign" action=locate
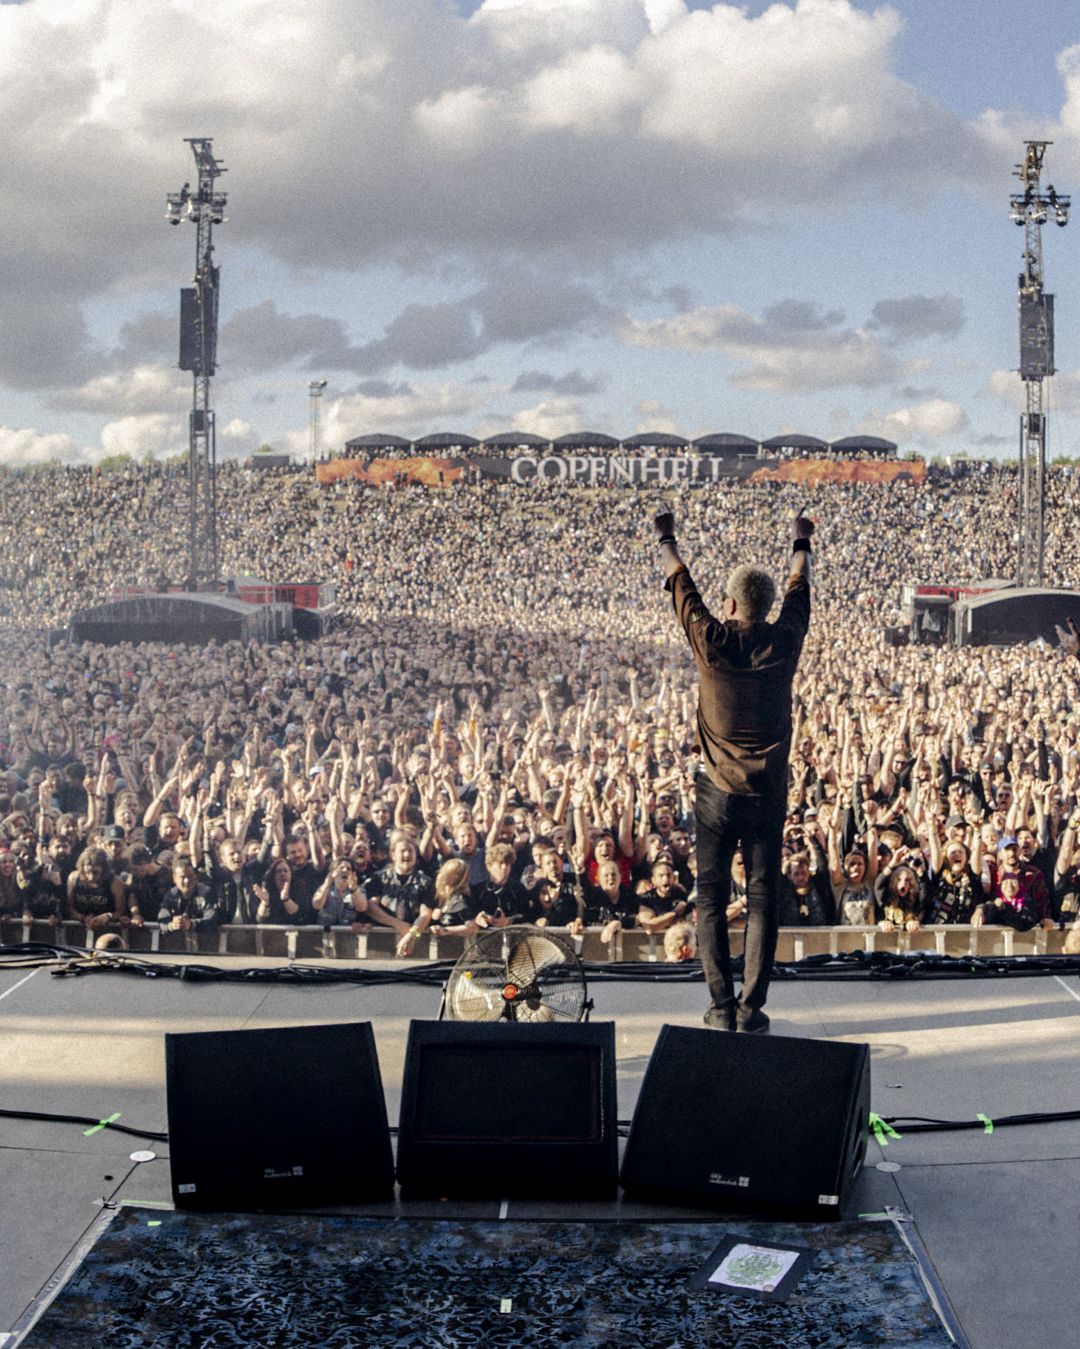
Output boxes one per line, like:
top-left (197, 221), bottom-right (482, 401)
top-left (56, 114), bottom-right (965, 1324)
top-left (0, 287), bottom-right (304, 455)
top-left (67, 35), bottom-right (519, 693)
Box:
top-left (497, 455), bottom-right (740, 485)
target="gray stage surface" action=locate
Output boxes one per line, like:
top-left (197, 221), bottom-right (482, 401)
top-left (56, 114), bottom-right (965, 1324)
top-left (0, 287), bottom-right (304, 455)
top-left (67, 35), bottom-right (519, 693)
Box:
top-left (1, 955), bottom-right (1078, 1349)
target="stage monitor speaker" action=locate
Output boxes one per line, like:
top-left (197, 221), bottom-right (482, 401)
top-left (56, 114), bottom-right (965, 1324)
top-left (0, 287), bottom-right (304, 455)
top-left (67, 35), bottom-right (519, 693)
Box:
top-left (621, 1025), bottom-right (869, 1219)
top-left (396, 1020), bottom-right (618, 1199)
top-left (165, 1021), bottom-right (394, 1210)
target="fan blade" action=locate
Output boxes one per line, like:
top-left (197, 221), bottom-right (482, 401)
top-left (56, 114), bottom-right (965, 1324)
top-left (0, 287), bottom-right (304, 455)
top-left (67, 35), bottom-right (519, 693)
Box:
top-left (446, 970), bottom-right (503, 1022)
top-left (505, 933), bottom-right (568, 986)
top-left (443, 925), bottom-right (588, 1025)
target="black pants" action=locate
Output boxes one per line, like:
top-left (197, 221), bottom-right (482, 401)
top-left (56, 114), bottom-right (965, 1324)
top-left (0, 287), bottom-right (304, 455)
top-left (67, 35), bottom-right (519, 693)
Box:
top-left (694, 773), bottom-right (784, 1015)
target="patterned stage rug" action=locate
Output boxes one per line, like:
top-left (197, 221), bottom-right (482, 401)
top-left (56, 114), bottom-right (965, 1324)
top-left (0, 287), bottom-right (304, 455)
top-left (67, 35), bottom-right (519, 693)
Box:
top-left (17, 1207), bottom-right (963, 1348)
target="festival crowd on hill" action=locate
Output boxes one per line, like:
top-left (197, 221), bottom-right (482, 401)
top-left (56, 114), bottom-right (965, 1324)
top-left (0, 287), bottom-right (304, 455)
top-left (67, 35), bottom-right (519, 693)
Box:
top-left (1, 458), bottom-right (1079, 951)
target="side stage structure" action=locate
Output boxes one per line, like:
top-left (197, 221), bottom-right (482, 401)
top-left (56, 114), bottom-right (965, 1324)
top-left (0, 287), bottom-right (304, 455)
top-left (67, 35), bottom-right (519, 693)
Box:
top-left (900, 140), bottom-right (1075, 647)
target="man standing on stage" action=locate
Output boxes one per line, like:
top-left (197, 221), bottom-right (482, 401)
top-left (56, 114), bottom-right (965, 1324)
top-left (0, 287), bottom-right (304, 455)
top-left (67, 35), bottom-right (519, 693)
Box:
top-left (654, 506), bottom-right (814, 1033)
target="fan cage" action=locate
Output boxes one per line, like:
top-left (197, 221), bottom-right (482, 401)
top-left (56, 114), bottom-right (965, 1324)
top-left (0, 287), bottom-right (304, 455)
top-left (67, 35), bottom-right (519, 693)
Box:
top-left (442, 925), bottom-right (589, 1023)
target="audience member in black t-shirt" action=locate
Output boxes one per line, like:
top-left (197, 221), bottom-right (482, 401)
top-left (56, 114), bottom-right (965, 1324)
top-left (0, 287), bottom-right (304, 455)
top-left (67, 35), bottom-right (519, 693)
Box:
top-left (471, 842), bottom-right (525, 925)
top-left (525, 841), bottom-right (583, 930)
top-left (367, 830), bottom-right (435, 947)
top-left (157, 858), bottom-right (221, 932)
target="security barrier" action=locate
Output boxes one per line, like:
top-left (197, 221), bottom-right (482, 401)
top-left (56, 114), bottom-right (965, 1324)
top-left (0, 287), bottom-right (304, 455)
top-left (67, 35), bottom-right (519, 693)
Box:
top-left (0, 919), bottom-right (1070, 960)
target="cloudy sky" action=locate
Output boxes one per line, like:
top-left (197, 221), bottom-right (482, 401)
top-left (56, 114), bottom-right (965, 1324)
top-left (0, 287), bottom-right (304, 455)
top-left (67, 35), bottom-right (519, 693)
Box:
top-left (1, 0), bottom-right (1079, 465)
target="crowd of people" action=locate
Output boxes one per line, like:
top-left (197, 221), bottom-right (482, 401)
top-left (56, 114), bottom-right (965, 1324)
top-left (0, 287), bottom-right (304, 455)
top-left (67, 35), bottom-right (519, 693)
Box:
top-left (774, 446), bottom-right (898, 462)
top-left (1, 457), bottom-right (1080, 954)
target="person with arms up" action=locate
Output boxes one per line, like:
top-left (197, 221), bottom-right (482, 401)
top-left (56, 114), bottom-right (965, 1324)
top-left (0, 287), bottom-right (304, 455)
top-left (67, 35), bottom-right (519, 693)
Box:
top-left (655, 505), bottom-right (814, 1033)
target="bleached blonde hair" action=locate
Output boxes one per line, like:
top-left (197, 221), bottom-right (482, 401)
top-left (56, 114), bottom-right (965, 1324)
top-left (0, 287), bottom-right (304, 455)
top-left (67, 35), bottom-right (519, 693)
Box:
top-left (726, 564), bottom-right (776, 621)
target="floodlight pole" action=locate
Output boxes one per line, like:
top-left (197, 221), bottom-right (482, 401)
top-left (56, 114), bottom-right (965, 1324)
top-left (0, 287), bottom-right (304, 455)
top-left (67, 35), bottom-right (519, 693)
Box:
top-left (166, 138), bottom-right (227, 589)
top-left (309, 380), bottom-right (328, 461)
top-left (1009, 141), bottom-right (1069, 586)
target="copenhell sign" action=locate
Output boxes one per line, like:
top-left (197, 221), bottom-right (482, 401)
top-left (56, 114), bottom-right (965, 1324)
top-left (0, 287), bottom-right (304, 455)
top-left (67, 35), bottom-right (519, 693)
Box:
top-left (315, 455), bottom-right (925, 488)
top-left (492, 455), bottom-right (925, 487)
top-left (505, 455), bottom-right (741, 484)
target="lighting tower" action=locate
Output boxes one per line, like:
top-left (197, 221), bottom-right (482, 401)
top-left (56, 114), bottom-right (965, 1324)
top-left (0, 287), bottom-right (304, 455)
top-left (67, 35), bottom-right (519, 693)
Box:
top-left (1009, 141), bottom-right (1069, 586)
top-left (166, 138), bottom-right (228, 589)
top-left (309, 379), bottom-right (328, 461)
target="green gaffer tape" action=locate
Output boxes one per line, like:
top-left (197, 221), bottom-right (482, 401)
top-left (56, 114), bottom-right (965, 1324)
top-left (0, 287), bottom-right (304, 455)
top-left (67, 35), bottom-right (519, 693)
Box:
top-left (83, 1112), bottom-right (121, 1137)
top-left (869, 1112), bottom-right (902, 1146)
top-left (977, 1112), bottom-right (994, 1134)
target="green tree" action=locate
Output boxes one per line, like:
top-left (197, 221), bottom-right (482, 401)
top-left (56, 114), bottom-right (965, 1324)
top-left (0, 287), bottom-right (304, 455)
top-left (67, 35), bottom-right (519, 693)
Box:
top-left (96, 453), bottom-right (135, 474)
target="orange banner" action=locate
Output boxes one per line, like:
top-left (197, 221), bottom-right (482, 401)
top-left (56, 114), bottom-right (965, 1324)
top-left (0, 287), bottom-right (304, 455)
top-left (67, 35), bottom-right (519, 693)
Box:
top-left (748, 458), bottom-right (926, 486)
top-left (315, 457), bottom-right (465, 486)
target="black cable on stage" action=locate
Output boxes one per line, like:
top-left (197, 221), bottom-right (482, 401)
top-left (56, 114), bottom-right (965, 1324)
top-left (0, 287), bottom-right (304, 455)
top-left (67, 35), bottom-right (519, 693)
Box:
top-left (880, 1109), bottom-right (1080, 1134)
top-left (66, 956), bottom-right (464, 984)
top-left (0, 941), bottom-right (94, 969)
top-left (4, 1103), bottom-right (1076, 1149)
top-left (3, 943), bottom-right (1080, 984)
top-left (0, 1106), bottom-right (167, 1142)
top-left (586, 951), bottom-right (1080, 981)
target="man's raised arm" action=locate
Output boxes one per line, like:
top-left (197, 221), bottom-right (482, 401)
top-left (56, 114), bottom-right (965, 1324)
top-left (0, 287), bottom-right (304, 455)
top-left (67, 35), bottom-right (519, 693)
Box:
top-left (653, 510), bottom-right (686, 581)
top-left (789, 508), bottom-right (814, 582)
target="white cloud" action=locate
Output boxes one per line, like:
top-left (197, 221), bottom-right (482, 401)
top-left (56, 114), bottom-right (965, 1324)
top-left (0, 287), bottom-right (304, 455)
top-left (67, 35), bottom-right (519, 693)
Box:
top-left (633, 399), bottom-right (679, 434)
top-left (988, 369), bottom-right (1025, 413)
top-left (511, 396), bottom-right (586, 438)
top-left (0, 409), bottom-right (216, 466)
top-left (522, 45), bottom-right (639, 132)
top-left (1046, 372), bottom-right (1080, 416)
top-left (643, 0), bottom-right (686, 38)
top-left (1058, 42), bottom-right (1080, 162)
top-left (471, 0), bottom-right (653, 55)
top-left (621, 303), bottom-right (743, 352)
top-left (977, 42), bottom-right (1080, 181)
top-left (637, 0), bottom-right (913, 159)
top-left (99, 413), bottom-right (183, 461)
top-left (54, 364), bottom-right (188, 415)
top-left (0, 424), bottom-right (84, 466)
top-left (220, 418), bottom-right (260, 457)
top-left (621, 301), bottom-right (919, 391)
top-left (0, 0), bottom-right (998, 334)
top-left (414, 85), bottom-right (508, 147)
top-left (0, 0), bottom-right (1074, 442)
top-left (322, 381), bottom-right (493, 447)
top-left (855, 398), bottom-right (970, 443)
top-left (990, 367), bottom-right (1080, 416)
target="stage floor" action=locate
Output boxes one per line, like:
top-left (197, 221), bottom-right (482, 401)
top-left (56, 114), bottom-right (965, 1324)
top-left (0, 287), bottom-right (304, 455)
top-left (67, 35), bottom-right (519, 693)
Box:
top-left (2, 956), bottom-right (1077, 1349)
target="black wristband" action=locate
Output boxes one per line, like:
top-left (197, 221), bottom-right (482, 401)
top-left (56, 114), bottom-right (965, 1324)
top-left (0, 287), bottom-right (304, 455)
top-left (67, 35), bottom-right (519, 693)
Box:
top-left (792, 538), bottom-right (812, 553)
top-left (657, 534), bottom-right (676, 547)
